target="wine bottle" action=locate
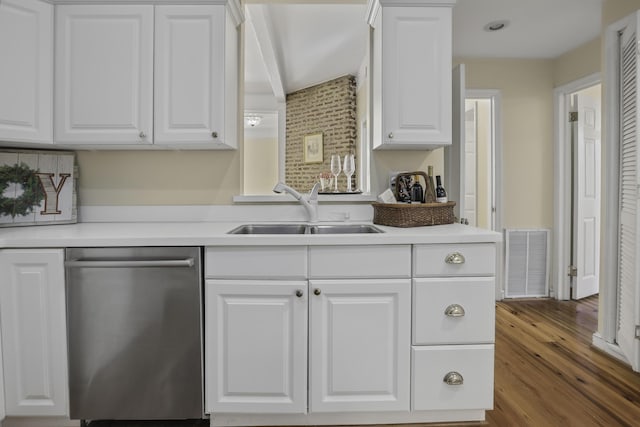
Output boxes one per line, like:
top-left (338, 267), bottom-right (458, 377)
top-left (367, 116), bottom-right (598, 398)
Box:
top-left (435, 175), bottom-right (448, 203)
top-left (410, 174), bottom-right (424, 203)
top-left (425, 166), bottom-right (436, 203)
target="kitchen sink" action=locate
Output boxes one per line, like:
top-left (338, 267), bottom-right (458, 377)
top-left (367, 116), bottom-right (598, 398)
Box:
top-left (227, 224), bottom-right (383, 235)
top-left (307, 224), bottom-right (383, 234)
top-left (227, 224), bottom-right (308, 234)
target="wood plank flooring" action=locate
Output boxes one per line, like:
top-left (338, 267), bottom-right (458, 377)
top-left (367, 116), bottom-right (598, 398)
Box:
top-left (88, 296), bottom-right (640, 427)
top-left (484, 296), bottom-right (640, 427)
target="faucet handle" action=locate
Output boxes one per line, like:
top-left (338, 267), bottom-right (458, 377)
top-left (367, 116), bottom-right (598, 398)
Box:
top-left (309, 182), bottom-right (321, 201)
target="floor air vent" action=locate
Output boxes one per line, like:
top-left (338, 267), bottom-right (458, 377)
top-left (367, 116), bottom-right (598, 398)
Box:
top-left (505, 229), bottom-right (550, 298)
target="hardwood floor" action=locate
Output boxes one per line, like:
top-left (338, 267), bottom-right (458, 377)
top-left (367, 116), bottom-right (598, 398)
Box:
top-left (486, 296), bottom-right (640, 427)
top-left (87, 296), bottom-right (640, 427)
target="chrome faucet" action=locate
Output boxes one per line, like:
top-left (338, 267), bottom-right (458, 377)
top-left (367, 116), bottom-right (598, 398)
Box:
top-left (273, 182), bottom-right (321, 223)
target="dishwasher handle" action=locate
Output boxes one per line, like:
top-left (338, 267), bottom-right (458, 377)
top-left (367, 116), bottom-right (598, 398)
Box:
top-left (65, 258), bottom-right (195, 268)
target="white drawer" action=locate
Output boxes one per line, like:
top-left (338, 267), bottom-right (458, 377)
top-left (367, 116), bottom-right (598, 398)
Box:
top-left (413, 243), bottom-right (495, 277)
top-left (205, 246), bottom-right (307, 279)
top-left (309, 245), bottom-right (411, 279)
top-left (411, 344), bottom-right (494, 411)
top-left (413, 277), bottom-right (495, 345)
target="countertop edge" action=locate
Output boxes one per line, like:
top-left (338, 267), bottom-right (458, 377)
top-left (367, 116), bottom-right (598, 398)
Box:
top-left (0, 222), bottom-right (502, 248)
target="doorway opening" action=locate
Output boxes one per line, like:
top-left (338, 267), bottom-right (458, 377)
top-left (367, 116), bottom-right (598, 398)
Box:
top-left (463, 94), bottom-right (498, 230)
top-left (553, 74), bottom-right (602, 302)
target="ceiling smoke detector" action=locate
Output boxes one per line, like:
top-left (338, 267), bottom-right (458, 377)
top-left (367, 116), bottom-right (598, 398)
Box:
top-left (483, 20), bottom-right (509, 32)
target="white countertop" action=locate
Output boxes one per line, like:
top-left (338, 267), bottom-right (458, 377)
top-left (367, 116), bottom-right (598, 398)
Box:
top-left (0, 221), bottom-right (501, 248)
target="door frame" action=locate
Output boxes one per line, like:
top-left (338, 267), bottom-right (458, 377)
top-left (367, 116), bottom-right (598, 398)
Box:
top-left (552, 72), bottom-right (600, 301)
top-left (465, 89), bottom-right (504, 299)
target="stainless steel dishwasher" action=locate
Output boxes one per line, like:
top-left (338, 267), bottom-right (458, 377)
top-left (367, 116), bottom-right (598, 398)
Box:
top-left (65, 247), bottom-right (204, 422)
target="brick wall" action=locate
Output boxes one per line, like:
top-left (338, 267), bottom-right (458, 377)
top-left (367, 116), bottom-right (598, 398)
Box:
top-left (285, 75), bottom-right (357, 192)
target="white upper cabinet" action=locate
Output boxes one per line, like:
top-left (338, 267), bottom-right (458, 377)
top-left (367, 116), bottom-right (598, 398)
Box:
top-left (370, 0), bottom-right (454, 149)
top-left (54, 2), bottom-right (241, 149)
top-left (155, 5), bottom-right (237, 148)
top-left (0, 0), bottom-right (53, 145)
top-left (55, 5), bottom-right (154, 145)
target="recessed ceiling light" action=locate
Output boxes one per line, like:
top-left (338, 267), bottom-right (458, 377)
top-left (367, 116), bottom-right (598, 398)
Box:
top-left (484, 20), bottom-right (509, 32)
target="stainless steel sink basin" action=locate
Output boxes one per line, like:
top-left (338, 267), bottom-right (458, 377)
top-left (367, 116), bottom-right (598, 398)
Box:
top-left (227, 224), bottom-right (308, 234)
top-left (227, 224), bottom-right (383, 235)
top-left (308, 224), bottom-right (383, 234)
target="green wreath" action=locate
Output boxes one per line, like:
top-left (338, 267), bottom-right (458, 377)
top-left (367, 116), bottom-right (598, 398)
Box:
top-left (0, 162), bottom-right (45, 218)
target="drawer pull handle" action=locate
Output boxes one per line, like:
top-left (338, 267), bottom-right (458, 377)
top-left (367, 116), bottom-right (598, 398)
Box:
top-left (445, 252), bottom-right (466, 265)
top-left (444, 304), bottom-right (466, 317)
top-left (443, 371), bottom-right (464, 386)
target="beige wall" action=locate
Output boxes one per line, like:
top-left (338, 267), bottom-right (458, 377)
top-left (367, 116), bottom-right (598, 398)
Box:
top-left (553, 37), bottom-right (600, 87)
top-left (453, 58), bottom-right (556, 229)
top-left (77, 150), bottom-right (240, 205)
top-left (243, 137), bottom-right (278, 195)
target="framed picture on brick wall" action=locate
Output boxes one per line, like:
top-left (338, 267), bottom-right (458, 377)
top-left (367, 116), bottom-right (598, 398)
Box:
top-left (303, 133), bottom-right (323, 163)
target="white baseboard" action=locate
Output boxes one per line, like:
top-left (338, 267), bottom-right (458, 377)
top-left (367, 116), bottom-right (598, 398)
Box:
top-left (592, 332), bottom-right (629, 364)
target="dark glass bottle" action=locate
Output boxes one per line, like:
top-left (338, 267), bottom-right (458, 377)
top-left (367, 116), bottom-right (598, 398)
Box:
top-left (435, 175), bottom-right (448, 203)
top-left (410, 174), bottom-right (424, 203)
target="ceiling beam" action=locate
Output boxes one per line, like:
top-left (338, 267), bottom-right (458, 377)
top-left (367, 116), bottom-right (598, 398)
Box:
top-left (246, 5), bottom-right (286, 102)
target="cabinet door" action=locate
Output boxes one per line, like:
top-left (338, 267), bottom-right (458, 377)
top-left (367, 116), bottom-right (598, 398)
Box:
top-left (377, 6), bottom-right (452, 149)
top-left (0, 0), bottom-right (53, 144)
top-left (205, 280), bottom-right (308, 414)
top-left (154, 5), bottom-right (227, 147)
top-left (309, 279), bottom-right (411, 412)
top-left (55, 5), bottom-right (153, 145)
top-left (0, 249), bottom-right (68, 417)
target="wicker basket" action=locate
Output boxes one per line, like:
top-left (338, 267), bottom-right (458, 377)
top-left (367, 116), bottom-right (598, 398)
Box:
top-left (372, 201), bottom-right (456, 227)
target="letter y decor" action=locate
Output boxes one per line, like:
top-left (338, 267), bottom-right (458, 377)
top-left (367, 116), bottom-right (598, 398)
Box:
top-left (0, 150), bottom-right (77, 227)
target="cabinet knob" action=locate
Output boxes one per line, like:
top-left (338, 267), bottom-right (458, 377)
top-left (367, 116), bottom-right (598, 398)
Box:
top-left (445, 252), bottom-right (465, 265)
top-left (313, 288), bottom-right (321, 296)
top-left (139, 131), bottom-right (147, 138)
top-left (444, 304), bottom-right (466, 317)
top-left (388, 132), bottom-right (394, 139)
top-left (443, 371), bottom-right (464, 386)
top-left (211, 131), bottom-right (218, 139)
top-left (295, 290), bottom-right (303, 298)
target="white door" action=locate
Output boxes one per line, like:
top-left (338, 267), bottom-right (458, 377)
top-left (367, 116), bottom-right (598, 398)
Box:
top-left (0, 249), bottom-right (68, 417)
top-left (309, 279), bottom-right (410, 413)
top-left (55, 5), bottom-right (153, 145)
top-left (205, 280), bottom-right (308, 414)
top-left (445, 64), bottom-right (466, 221)
top-left (571, 93), bottom-right (601, 299)
top-left (154, 5), bottom-right (226, 146)
top-left (0, 0), bottom-right (53, 144)
top-left (464, 102), bottom-right (478, 225)
top-left (617, 14), bottom-right (640, 372)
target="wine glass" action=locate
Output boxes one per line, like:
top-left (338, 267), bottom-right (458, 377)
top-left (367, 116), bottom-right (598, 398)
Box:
top-left (343, 154), bottom-right (355, 192)
top-left (330, 154), bottom-right (341, 192)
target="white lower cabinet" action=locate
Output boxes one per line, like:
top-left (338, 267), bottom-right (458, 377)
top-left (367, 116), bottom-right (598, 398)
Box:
top-left (205, 280), bottom-right (308, 414)
top-left (412, 345), bottom-right (494, 411)
top-left (309, 279), bottom-right (411, 412)
top-left (0, 249), bottom-right (69, 417)
top-left (205, 242), bottom-right (496, 424)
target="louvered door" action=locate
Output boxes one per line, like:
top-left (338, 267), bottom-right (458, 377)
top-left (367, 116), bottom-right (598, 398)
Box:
top-left (616, 16), bottom-right (640, 372)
